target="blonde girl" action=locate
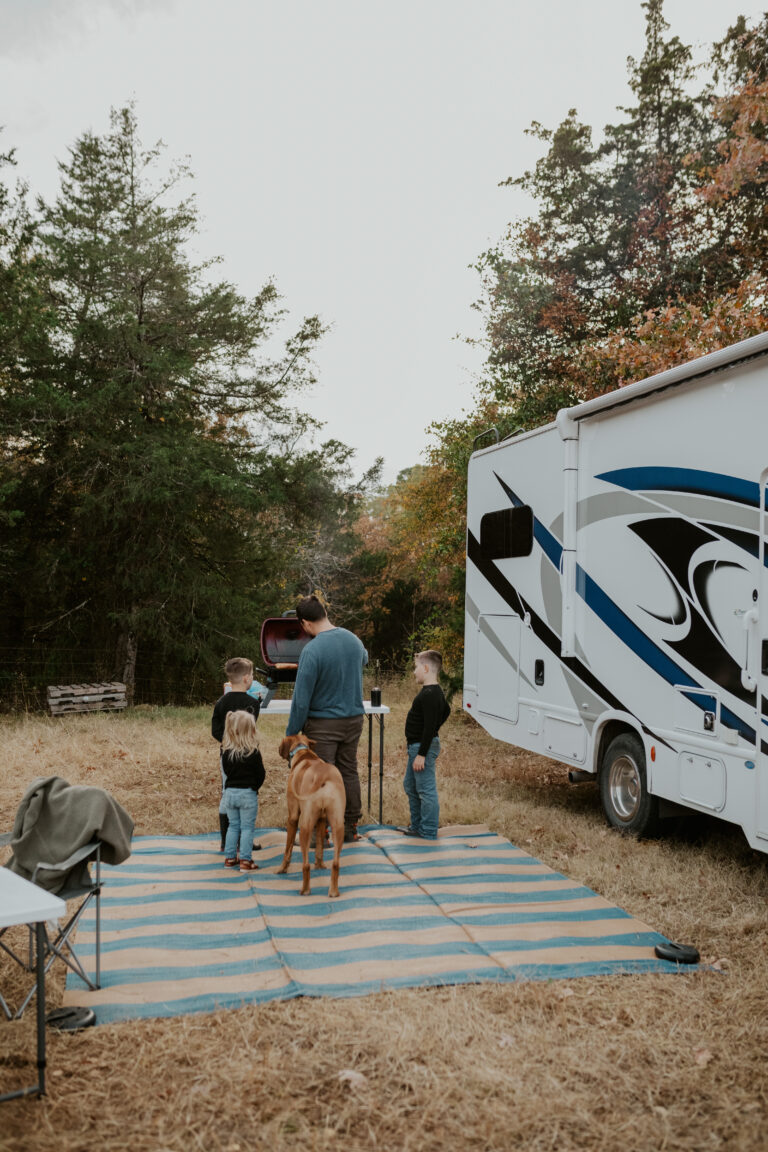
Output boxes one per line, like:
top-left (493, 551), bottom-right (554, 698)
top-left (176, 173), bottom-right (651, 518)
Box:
top-left (221, 710), bottom-right (265, 872)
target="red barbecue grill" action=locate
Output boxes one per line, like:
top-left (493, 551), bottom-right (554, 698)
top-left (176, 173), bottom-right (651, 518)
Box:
top-left (258, 613), bottom-right (310, 695)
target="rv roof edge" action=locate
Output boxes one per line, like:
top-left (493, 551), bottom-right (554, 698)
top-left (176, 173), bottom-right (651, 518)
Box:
top-left (556, 409), bottom-right (579, 440)
top-left (559, 329), bottom-right (768, 432)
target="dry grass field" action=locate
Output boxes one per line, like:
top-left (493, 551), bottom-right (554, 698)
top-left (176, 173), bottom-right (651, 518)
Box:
top-left (1, 678), bottom-right (767, 1151)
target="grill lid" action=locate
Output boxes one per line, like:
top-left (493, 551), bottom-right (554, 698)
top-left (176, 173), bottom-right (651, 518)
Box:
top-left (260, 616), bottom-right (310, 670)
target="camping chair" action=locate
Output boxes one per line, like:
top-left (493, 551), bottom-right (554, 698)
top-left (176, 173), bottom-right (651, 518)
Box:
top-left (1, 776), bottom-right (131, 1025)
top-left (0, 838), bottom-right (102, 1020)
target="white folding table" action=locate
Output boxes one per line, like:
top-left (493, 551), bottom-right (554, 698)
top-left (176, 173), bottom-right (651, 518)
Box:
top-left (0, 869), bottom-right (66, 1100)
top-left (260, 699), bottom-right (391, 821)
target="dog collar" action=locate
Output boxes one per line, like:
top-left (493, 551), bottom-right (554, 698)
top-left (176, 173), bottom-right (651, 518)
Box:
top-left (288, 743), bottom-right (311, 762)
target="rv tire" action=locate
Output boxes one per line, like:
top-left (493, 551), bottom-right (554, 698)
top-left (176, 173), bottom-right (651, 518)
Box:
top-left (599, 732), bottom-right (660, 837)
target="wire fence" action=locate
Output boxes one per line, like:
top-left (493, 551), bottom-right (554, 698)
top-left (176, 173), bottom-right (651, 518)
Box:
top-left (0, 647), bottom-right (389, 714)
top-left (0, 649), bottom-right (221, 713)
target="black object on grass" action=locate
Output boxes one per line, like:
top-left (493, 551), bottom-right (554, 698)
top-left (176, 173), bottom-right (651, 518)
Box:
top-left (47, 1006), bottom-right (96, 1031)
top-left (654, 941), bottom-right (700, 964)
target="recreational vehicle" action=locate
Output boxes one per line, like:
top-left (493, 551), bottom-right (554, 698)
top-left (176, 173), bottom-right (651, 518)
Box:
top-left (463, 331), bottom-right (768, 852)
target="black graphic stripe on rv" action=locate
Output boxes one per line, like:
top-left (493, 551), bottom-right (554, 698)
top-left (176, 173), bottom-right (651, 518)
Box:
top-left (494, 473), bottom-right (564, 568)
top-left (493, 471), bottom-right (759, 745)
top-left (628, 518), bottom-right (764, 714)
top-left (578, 568), bottom-right (757, 744)
top-left (467, 530), bottom-right (632, 718)
top-left (589, 474), bottom-right (761, 742)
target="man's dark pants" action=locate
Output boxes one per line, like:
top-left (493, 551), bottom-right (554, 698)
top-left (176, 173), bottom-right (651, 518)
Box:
top-left (304, 714), bottom-right (365, 835)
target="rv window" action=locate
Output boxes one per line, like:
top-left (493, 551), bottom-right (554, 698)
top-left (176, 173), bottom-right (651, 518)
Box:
top-left (480, 505), bottom-right (533, 559)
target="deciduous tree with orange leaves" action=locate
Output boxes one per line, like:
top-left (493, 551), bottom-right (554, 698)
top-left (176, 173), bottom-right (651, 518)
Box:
top-left (352, 2), bottom-right (768, 672)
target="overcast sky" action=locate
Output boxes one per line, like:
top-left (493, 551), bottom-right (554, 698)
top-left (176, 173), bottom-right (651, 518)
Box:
top-left (0, 0), bottom-right (764, 484)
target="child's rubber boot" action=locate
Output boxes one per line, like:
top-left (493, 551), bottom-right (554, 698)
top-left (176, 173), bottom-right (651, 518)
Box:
top-left (219, 812), bottom-right (229, 852)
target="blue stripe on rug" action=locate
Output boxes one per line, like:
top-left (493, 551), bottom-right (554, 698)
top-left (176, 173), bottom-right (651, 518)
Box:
top-left (455, 906), bottom-right (631, 925)
top-left (84, 955), bottom-right (684, 1027)
top-left (76, 929), bottom-right (274, 955)
top-left (70, 954), bottom-right (285, 989)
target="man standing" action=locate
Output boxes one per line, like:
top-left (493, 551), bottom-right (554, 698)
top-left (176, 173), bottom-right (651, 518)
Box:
top-left (286, 595), bottom-right (368, 842)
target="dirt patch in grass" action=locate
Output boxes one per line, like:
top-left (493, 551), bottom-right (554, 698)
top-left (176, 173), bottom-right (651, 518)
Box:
top-left (1, 682), bottom-right (767, 1150)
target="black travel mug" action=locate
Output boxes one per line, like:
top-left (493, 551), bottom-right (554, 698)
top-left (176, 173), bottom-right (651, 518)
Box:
top-left (370, 687), bottom-right (382, 707)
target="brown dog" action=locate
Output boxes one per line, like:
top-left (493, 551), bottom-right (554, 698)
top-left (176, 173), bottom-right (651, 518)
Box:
top-left (276, 734), bottom-right (346, 897)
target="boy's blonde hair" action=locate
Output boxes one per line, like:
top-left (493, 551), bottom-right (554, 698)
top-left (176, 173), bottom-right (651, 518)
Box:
top-left (225, 657), bottom-right (253, 681)
top-left (222, 710), bottom-right (259, 760)
top-left (416, 650), bottom-right (443, 675)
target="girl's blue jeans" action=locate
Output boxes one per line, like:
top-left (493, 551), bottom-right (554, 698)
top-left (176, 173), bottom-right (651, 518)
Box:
top-left (403, 738), bottom-right (440, 839)
top-left (223, 788), bottom-right (259, 862)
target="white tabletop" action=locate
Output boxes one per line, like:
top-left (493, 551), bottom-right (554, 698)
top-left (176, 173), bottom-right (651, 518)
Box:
top-left (260, 700), bottom-right (390, 716)
top-left (0, 868), bottom-right (66, 929)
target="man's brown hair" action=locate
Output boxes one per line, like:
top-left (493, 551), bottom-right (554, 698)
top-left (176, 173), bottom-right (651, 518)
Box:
top-left (225, 657), bottom-right (253, 681)
top-left (416, 650), bottom-right (442, 674)
top-left (295, 594), bottom-right (328, 624)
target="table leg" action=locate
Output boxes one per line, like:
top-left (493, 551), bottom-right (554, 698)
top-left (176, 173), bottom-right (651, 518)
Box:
top-left (35, 921), bottom-right (47, 1096)
top-left (378, 714), bottom-right (385, 824)
top-left (0, 921), bottom-right (47, 1103)
top-left (367, 714), bottom-right (373, 812)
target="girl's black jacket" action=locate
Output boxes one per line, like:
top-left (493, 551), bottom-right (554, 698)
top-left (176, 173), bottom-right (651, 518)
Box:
top-left (221, 748), bottom-right (265, 792)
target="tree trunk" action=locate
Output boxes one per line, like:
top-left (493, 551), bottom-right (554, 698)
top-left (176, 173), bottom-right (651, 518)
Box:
top-left (120, 631), bottom-right (138, 707)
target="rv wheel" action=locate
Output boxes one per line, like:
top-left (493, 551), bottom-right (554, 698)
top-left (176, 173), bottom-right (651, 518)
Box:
top-left (599, 732), bottom-right (660, 836)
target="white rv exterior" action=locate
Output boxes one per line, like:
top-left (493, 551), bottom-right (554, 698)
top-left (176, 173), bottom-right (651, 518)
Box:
top-left (464, 331), bottom-right (768, 851)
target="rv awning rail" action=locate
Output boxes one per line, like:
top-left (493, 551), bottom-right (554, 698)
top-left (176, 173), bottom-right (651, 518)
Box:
top-left (557, 330), bottom-right (768, 439)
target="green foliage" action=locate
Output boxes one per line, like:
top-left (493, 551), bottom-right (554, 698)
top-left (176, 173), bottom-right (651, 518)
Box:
top-left (0, 107), bottom-right (370, 704)
top-left (352, 1), bottom-right (768, 675)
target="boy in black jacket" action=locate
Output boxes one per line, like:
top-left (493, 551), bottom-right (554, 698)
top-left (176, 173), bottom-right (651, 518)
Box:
top-left (212, 657), bottom-right (260, 850)
top-left (400, 650), bottom-right (450, 839)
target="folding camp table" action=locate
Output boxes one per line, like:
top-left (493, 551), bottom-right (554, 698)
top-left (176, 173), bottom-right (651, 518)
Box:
top-left (0, 870), bottom-right (66, 1100)
top-left (260, 699), bottom-right (390, 821)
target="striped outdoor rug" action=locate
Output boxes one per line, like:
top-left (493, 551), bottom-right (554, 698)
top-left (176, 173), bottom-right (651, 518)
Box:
top-left (63, 824), bottom-right (686, 1023)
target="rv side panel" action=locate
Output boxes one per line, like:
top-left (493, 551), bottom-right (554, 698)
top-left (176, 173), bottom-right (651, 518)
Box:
top-left (465, 334), bottom-right (768, 852)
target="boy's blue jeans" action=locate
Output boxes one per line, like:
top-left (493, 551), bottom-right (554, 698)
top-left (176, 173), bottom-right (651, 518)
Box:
top-left (223, 788), bottom-right (259, 861)
top-left (403, 738), bottom-right (440, 839)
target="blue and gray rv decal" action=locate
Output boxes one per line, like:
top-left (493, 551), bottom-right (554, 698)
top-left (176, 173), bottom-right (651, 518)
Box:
top-left (468, 467), bottom-right (764, 746)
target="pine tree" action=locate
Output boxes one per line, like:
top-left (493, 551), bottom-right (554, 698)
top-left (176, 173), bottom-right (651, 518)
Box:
top-left (0, 107), bottom-right (360, 703)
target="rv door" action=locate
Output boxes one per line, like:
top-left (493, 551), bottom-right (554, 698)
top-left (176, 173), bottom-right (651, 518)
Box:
top-left (477, 614), bottom-right (521, 724)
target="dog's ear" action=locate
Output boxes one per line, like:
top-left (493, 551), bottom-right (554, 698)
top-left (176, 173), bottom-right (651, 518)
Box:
top-left (278, 737), bottom-right (291, 760)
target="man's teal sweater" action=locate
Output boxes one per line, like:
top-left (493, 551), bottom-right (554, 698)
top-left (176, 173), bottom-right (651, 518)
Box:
top-left (286, 628), bottom-right (368, 735)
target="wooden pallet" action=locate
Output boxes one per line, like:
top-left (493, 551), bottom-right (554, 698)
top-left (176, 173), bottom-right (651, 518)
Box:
top-left (47, 682), bottom-right (128, 716)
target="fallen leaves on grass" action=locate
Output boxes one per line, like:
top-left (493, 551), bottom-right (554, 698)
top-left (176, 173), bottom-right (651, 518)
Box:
top-left (338, 1069), bottom-right (368, 1089)
top-left (703, 956), bottom-right (731, 972)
